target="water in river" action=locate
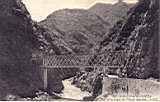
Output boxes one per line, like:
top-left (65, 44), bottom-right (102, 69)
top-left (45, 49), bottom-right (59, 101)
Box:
top-left (57, 78), bottom-right (91, 101)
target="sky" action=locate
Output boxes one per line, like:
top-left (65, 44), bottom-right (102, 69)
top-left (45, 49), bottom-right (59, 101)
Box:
top-left (22, 0), bottom-right (138, 21)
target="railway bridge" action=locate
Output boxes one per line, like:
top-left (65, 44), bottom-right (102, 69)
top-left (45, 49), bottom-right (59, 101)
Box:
top-left (41, 51), bottom-right (126, 89)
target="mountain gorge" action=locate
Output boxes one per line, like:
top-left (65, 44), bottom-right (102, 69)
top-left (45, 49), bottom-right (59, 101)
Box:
top-left (0, 0), bottom-right (153, 100)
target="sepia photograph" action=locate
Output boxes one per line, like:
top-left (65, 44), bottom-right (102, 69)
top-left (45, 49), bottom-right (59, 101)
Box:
top-left (0, 0), bottom-right (159, 101)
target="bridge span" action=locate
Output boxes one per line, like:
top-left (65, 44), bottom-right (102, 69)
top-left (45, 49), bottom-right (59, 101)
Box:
top-left (41, 51), bottom-right (127, 89)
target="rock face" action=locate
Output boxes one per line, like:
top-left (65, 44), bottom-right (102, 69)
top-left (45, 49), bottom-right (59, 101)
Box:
top-left (0, 0), bottom-right (76, 99)
top-left (0, 0), bottom-right (43, 99)
top-left (98, 0), bottom-right (159, 79)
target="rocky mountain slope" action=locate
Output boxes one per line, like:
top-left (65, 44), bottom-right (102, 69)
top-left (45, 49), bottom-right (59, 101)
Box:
top-left (39, 9), bottom-right (110, 54)
top-left (98, 0), bottom-right (159, 79)
top-left (39, 2), bottom-right (133, 54)
top-left (33, 22), bottom-right (73, 55)
top-left (89, 1), bottom-right (134, 27)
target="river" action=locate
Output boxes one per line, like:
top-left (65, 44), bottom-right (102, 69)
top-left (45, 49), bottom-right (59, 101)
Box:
top-left (56, 78), bottom-right (91, 101)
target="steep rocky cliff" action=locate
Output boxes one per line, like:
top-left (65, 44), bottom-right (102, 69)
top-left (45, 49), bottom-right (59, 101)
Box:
top-left (0, 0), bottom-right (43, 99)
top-left (72, 0), bottom-right (159, 96)
top-left (0, 0), bottom-right (76, 99)
top-left (99, 0), bottom-right (159, 79)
